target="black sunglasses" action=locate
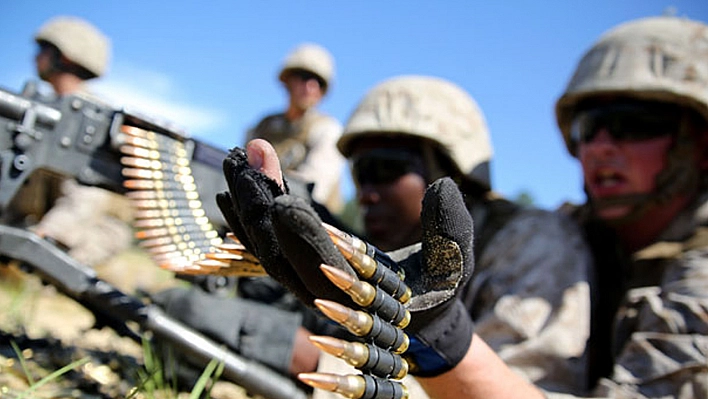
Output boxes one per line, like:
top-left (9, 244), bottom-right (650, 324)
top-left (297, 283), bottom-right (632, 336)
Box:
top-left (289, 69), bottom-right (326, 89)
top-left (570, 101), bottom-right (683, 149)
top-left (351, 149), bottom-right (425, 185)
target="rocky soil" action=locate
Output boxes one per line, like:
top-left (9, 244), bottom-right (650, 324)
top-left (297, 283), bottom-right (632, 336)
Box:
top-left (0, 247), bottom-right (256, 399)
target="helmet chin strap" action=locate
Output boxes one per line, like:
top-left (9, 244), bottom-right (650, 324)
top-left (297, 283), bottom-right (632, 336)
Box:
top-left (590, 111), bottom-right (700, 226)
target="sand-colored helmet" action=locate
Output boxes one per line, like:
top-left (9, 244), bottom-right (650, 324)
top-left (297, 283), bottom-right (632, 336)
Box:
top-left (556, 16), bottom-right (708, 155)
top-left (338, 75), bottom-right (493, 190)
top-left (35, 16), bottom-right (110, 78)
top-left (278, 43), bottom-right (335, 93)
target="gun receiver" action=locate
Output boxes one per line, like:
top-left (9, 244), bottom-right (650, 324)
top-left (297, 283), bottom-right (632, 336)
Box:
top-left (0, 83), bottom-right (226, 227)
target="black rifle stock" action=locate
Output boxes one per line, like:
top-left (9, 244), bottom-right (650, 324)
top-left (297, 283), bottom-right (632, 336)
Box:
top-left (0, 82), bottom-right (307, 399)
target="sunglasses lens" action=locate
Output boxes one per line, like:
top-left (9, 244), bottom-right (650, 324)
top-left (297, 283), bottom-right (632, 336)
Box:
top-left (291, 69), bottom-right (325, 88)
top-left (352, 150), bottom-right (423, 185)
top-left (571, 101), bottom-right (682, 148)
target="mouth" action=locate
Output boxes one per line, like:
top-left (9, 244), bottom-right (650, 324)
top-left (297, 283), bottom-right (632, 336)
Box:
top-left (586, 168), bottom-right (628, 198)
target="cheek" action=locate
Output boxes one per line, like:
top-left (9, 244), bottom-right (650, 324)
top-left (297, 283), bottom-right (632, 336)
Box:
top-left (623, 140), bottom-right (672, 191)
top-left (389, 174), bottom-right (426, 219)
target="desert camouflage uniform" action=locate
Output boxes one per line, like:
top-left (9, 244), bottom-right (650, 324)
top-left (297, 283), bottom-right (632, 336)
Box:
top-left (552, 193), bottom-right (708, 399)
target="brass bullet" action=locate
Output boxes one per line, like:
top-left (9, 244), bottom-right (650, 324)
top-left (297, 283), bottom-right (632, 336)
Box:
top-left (126, 189), bottom-right (199, 201)
top-left (297, 373), bottom-right (365, 399)
top-left (320, 265), bottom-right (410, 329)
top-left (205, 250), bottom-right (259, 265)
top-left (215, 241), bottom-right (248, 252)
top-left (194, 258), bottom-right (267, 277)
top-left (123, 179), bottom-right (197, 192)
top-left (309, 335), bottom-right (409, 380)
top-left (315, 299), bottom-right (373, 337)
top-left (320, 264), bottom-right (376, 306)
top-left (298, 373), bottom-right (409, 399)
top-left (119, 145), bottom-right (160, 160)
top-left (138, 236), bottom-right (173, 248)
top-left (147, 244), bottom-right (179, 255)
top-left (315, 299), bottom-right (409, 354)
top-left (325, 229), bottom-right (377, 279)
top-left (226, 232), bottom-right (244, 245)
top-left (324, 224), bottom-right (411, 304)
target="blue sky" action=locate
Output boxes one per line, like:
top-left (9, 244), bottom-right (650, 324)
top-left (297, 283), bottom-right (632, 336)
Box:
top-left (2, 1), bottom-right (706, 210)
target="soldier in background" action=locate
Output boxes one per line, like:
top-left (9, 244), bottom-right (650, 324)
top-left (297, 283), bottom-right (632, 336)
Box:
top-left (246, 43), bottom-right (345, 215)
top-left (24, 16), bottom-right (134, 268)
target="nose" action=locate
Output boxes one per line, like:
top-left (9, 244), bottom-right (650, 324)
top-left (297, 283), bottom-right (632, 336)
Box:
top-left (304, 78), bottom-right (320, 92)
top-left (357, 182), bottom-right (381, 205)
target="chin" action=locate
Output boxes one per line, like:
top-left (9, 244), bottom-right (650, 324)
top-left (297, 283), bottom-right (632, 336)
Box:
top-left (596, 205), bottom-right (633, 221)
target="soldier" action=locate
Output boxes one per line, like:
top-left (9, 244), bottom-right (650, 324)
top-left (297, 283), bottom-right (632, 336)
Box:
top-left (32, 16), bottom-right (109, 96)
top-left (217, 75), bottom-right (593, 397)
top-left (12, 16), bottom-right (132, 266)
top-left (246, 43), bottom-right (346, 214)
top-left (552, 15), bottom-right (708, 397)
top-left (24, 16), bottom-right (134, 268)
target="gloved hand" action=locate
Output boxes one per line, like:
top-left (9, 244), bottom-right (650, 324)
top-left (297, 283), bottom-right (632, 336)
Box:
top-left (217, 143), bottom-right (475, 380)
top-left (216, 145), bottom-right (359, 308)
top-left (271, 177), bottom-right (475, 377)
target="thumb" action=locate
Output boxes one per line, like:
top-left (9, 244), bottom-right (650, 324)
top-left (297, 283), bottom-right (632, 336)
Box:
top-left (420, 177), bottom-right (475, 293)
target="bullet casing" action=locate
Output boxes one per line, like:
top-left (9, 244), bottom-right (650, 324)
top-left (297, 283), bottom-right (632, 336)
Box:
top-left (320, 265), bottom-right (409, 328)
top-left (359, 374), bottom-right (408, 399)
top-left (315, 300), bottom-right (408, 354)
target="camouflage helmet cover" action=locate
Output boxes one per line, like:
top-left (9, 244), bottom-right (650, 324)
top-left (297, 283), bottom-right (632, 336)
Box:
top-left (278, 43), bottom-right (335, 93)
top-left (338, 75), bottom-right (493, 189)
top-left (556, 16), bottom-right (708, 155)
top-left (35, 16), bottom-right (111, 78)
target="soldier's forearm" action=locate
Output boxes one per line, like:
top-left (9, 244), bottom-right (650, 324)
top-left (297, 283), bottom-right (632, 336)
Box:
top-left (416, 334), bottom-right (546, 399)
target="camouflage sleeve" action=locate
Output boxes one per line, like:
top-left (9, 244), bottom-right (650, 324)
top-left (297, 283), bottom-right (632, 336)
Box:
top-left (592, 249), bottom-right (708, 399)
top-left (465, 209), bottom-right (592, 395)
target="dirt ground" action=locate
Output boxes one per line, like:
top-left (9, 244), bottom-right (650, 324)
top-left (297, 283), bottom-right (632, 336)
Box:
top-left (0, 247), bottom-right (257, 399)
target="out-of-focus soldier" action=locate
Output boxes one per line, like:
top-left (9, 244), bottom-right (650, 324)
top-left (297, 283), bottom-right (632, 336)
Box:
top-left (25, 16), bottom-right (134, 267)
top-left (552, 15), bottom-right (708, 398)
top-left (246, 43), bottom-right (345, 214)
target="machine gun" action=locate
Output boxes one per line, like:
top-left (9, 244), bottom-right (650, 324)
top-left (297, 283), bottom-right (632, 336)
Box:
top-left (0, 82), bottom-right (307, 399)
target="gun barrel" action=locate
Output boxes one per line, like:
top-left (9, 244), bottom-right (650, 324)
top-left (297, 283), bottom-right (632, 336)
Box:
top-left (144, 307), bottom-right (307, 399)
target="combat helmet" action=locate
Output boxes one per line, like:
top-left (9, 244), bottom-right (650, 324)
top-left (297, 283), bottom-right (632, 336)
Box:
top-left (278, 43), bottom-right (335, 94)
top-left (556, 16), bottom-right (708, 156)
top-left (35, 16), bottom-right (111, 79)
top-left (338, 75), bottom-right (493, 191)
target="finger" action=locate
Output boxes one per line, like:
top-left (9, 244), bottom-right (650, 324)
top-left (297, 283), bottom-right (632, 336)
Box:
top-left (421, 177), bottom-right (474, 284)
top-left (246, 138), bottom-right (285, 190)
top-left (271, 195), bottom-right (359, 307)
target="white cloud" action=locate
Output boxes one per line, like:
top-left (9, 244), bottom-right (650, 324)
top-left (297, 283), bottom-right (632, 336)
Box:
top-left (89, 63), bottom-right (228, 136)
